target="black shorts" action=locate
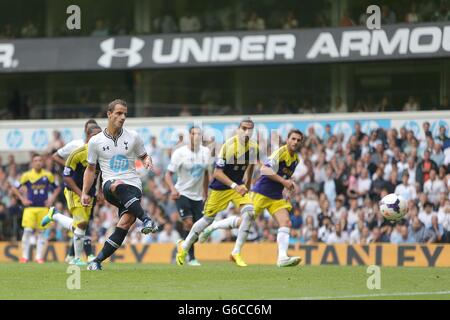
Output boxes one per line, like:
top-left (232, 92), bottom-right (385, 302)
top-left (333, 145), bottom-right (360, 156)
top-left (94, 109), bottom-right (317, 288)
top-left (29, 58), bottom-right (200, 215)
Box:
top-left (103, 180), bottom-right (142, 217)
top-left (175, 195), bottom-right (204, 222)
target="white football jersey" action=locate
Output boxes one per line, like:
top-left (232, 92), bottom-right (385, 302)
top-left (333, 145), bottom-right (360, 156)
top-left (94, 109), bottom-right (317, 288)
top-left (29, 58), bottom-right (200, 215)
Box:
top-left (167, 145), bottom-right (212, 201)
top-left (87, 127), bottom-right (147, 191)
top-left (57, 139), bottom-right (84, 159)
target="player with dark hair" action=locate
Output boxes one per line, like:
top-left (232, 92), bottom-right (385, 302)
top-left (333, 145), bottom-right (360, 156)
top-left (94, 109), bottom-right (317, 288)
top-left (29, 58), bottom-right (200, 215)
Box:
top-left (176, 118), bottom-right (259, 267)
top-left (41, 125), bottom-right (103, 266)
top-left (11, 154), bottom-right (62, 263)
top-left (83, 99), bottom-right (158, 271)
top-left (164, 126), bottom-right (212, 266)
top-left (52, 118), bottom-right (99, 263)
top-left (250, 129), bottom-right (304, 267)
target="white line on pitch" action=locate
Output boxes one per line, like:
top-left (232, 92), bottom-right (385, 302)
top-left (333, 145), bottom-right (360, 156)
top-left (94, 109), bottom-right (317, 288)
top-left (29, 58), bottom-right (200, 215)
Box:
top-left (279, 290), bottom-right (450, 300)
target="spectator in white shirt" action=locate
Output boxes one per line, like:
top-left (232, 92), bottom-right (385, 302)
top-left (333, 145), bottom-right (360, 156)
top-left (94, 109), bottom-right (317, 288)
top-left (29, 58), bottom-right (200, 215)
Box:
top-left (330, 195), bottom-right (347, 224)
top-left (395, 172), bottom-right (417, 201)
top-left (300, 189), bottom-right (321, 227)
top-left (318, 216), bottom-right (333, 243)
top-left (157, 223), bottom-right (181, 243)
top-left (423, 169), bottom-right (446, 206)
top-left (180, 12), bottom-right (201, 32)
top-left (418, 202), bottom-right (437, 228)
top-left (327, 222), bottom-right (349, 244)
top-left (356, 168), bottom-right (371, 200)
top-left (350, 221), bottom-right (365, 244)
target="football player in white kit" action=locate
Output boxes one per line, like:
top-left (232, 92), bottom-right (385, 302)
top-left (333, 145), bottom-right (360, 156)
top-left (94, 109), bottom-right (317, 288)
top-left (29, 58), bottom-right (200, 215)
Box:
top-left (164, 126), bottom-right (212, 266)
top-left (51, 119), bottom-right (98, 263)
top-left (83, 99), bottom-right (158, 271)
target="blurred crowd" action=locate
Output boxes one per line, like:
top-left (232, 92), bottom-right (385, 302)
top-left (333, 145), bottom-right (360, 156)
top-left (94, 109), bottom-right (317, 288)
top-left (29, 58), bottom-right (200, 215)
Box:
top-left (1, 0), bottom-right (449, 40)
top-left (1, 119), bottom-right (450, 248)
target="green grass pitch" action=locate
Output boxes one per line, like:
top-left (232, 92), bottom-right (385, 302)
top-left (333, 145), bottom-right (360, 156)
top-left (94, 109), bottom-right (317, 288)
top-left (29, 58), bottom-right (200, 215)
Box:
top-left (1, 262), bottom-right (449, 300)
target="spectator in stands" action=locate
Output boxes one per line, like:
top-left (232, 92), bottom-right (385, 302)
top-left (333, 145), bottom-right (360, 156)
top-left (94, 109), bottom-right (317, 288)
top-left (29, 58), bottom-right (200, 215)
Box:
top-left (381, 5), bottom-right (397, 24)
top-left (430, 215), bottom-right (445, 243)
top-left (157, 222), bottom-right (180, 243)
top-left (405, 3), bottom-right (421, 23)
top-left (340, 11), bottom-right (355, 27)
top-left (416, 151), bottom-right (439, 186)
top-left (153, 11), bottom-right (178, 33)
top-left (439, 96), bottom-right (449, 110)
top-left (180, 11), bottom-right (202, 33)
top-left (330, 96), bottom-right (347, 113)
top-left (432, 2), bottom-right (450, 22)
top-left (0, 24), bottom-right (15, 39)
top-left (431, 142), bottom-right (445, 167)
top-left (247, 12), bottom-right (266, 30)
top-left (203, 4), bottom-right (221, 31)
top-left (436, 125), bottom-right (450, 147)
top-left (327, 222), bottom-right (349, 244)
top-left (423, 169), bottom-right (446, 206)
top-left (91, 19), bottom-right (109, 36)
top-left (409, 217), bottom-right (436, 243)
top-left (21, 20), bottom-right (39, 38)
top-left (403, 96), bottom-right (420, 111)
top-left (283, 11), bottom-right (299, 29)
top-left (391, 224), bottom-right (415, 243)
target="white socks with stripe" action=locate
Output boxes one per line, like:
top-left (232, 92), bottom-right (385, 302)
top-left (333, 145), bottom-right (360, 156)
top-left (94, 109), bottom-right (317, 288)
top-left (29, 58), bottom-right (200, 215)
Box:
top-left (182, 217), bottom-right (214, 251)
top-left (53, 213), bottom-right (73, 230)
top-left (209, 215), bottom-right (239, 231)
top-left (277, 227), bottom-right (290, 261)
top-left (35, 231), bottom-right (47, 260)
top-left (21, 228), bottom-right (33, 260)
top-left (73, 228), bottom-right (86, 259)
top-left (232, 208), bottom-right (254, 255)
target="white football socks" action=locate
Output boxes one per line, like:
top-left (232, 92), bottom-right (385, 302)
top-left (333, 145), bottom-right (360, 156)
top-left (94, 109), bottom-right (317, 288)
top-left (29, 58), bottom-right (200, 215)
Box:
top-left (73, 228), bottom-right (86, 259)
top-left (53, 213), bottom-right (73, 230)
top-left (232, 210), bottom-right (253, 255)
top-left (210, 215), bottom-right (239, 231)
top-left (21, 228), bottom-right (33, 260)
top-left (35, 231), bottom-right (47, 260)
top-left (182, 217), bottom-right (213, 251)
top-left (277, 227), bottom-right (290, 261)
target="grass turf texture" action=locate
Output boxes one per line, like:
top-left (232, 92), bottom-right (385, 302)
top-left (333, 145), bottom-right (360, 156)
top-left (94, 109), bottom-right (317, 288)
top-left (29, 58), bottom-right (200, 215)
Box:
top-left (0, 262), bottom-right (449, 300)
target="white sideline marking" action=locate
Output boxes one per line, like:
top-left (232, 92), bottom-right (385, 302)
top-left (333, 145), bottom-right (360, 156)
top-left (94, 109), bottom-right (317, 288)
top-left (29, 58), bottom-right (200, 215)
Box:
top-left (284, 290), bottom-right (450, 300)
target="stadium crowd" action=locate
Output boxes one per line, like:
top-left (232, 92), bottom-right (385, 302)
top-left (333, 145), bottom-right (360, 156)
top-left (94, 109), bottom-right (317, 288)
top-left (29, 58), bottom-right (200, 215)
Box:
top-left (1, 0), bottom-right (449, 39)
top-left (0, 120), bottom-right (450, 247)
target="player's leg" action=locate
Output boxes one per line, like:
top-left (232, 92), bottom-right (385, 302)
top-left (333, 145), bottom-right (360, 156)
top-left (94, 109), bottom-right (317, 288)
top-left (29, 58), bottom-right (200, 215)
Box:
top-left (199, 190), bottom-right (241, 242)
top-left (175, 196), bottom-right (197, 265)
top-left (230, 204), bottom-right (255, 267)
top-left (110, 180), bottom-right (158, 234)
top-left (83, 198), bottom-right (96, 261)
top-left (177, 190), bottom-right (233, 265)
top-left (35, 208), bottom-right (51, 263)
top-left (71, 207), bottom-right (90, 266)
top-left (187, 198), bottom-right (205, 266)
top-left (88, 212), bottom-right (135, 270)
top-left (20, 208), bottom-right (34, 263)
top-left (177, 215), bottom-right (214, 266)
top-left (273, 208), bottom-right (301, 267)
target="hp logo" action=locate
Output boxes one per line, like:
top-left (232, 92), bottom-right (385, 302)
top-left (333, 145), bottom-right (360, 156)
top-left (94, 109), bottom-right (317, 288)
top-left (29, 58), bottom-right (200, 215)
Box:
top-left (6, 129), bottom-right (23, 149)
top-left (109, 155), bottom-right (129, 173)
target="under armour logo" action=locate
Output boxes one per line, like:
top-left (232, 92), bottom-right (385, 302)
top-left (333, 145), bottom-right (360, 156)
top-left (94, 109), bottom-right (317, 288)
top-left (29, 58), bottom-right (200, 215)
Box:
top-left (124, 141), bottom-right (129, 150)
top-left (97, 37), bottom-right (145, 68)
top-left (103, 146), bottom-right (110, 151)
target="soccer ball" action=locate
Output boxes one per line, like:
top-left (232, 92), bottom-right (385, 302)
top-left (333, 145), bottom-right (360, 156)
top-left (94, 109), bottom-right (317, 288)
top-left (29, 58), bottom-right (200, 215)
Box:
top-left (379, 193), bottom-right (407, 222)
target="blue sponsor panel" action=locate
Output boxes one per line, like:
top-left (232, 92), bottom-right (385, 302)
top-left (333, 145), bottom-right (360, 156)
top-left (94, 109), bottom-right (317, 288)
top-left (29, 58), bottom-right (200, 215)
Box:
top-left (31, 129), bottom-right (49, 149)
top-left (6, 129), bottom-right (23, 149)
top-left (61, 128), bottom-right (73, 144)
